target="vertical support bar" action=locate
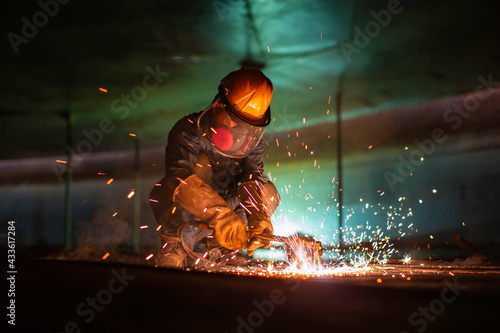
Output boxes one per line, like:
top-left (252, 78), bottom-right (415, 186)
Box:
top-left (333, 0), bottom-right (356, 251)
top-left (133, 137), bottom-right (141, 253)
top-left (64, 109), bottom-right (72, 249)
top-left (335, 89), bottom-right (343, 249)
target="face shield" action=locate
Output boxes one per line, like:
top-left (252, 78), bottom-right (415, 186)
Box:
top-left (198, 98), bottom-right (270, 158)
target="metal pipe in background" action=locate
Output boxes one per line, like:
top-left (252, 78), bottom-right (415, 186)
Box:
top-left (335, 0), bottom-right (357, 250)
top-left (335, 88), bottom-right (343, 249)
top-left (64, 109), bottom-right (72, 249)
top-left (133, 136), bottom-right (141, 253)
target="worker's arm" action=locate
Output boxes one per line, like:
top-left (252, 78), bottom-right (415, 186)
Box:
top-left (238, 140), bottom-right (280, 255)
top-left (173, 174), bottom-right (248, 250)
top-left (238, 139), bottom-right (268, 185)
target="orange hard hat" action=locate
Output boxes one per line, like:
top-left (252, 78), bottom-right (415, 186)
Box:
top-left (219, 67), bottom-right (273, 126)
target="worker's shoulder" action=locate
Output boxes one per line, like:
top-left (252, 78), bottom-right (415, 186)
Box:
top-left (171, 111), bottom-right (202, 130)
top-left (168, 111), bottom-right (203, 140)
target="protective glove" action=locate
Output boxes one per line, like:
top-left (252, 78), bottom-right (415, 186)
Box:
top-left (238, 180), bottom-right (278, 256)
top-left (247, 229), bottom-right (274, 256)
top-left (173, 174), bottom-right (248, 250)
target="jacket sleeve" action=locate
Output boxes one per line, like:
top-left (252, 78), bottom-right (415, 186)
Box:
top-left (164, 116), bottom-right (201, 182)
top-left (238, 139), bottom-right (268, 186)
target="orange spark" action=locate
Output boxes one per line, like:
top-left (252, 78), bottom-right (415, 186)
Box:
top-left (140, 225), bottom-right (148, 229)
top-left (129, 133), bottom-right (136, 137)
top-left (145, 254), bottom-right (154, 260)
top-left (107, 178), bottom-right (114, 185)
top-left (99, 87), bottom-right (108, 93)
top-left (127, 190), bottom-right (135, 199)
top-left (176, 177), bottom-right (187, 185)
top-left (56, 160), bottom-right (67, 164)
top-left (102, 252), bottom-right (110, 260)
top-left (377, 278), bottom-right (382, 283)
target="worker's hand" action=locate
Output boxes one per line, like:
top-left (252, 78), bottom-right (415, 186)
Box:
top-left (247, 216), bottom-right (273, 256)
top-left (248, 218), bottom-right (273, 238)
top-left (247, 228), bottom-right (273, 256)
top-left (212, 215), bottom-right (248, 250)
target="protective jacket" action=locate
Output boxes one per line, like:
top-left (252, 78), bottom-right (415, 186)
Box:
top-left (149, 111), bottom-right (268, 237)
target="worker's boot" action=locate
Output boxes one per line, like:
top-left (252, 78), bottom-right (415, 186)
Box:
top-left (157, 235), bottom-right (188, 269)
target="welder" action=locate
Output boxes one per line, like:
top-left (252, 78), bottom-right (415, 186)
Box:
top-left (149, 67), bottom-right (280, 269)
